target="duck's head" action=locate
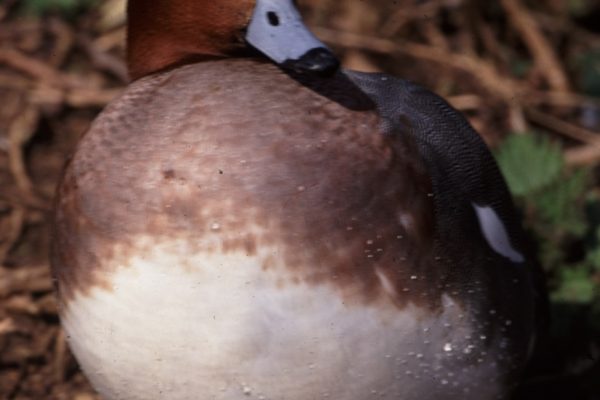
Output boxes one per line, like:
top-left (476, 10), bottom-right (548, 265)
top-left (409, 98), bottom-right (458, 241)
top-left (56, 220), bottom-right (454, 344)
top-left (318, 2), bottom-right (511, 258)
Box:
top-left (127, 0), bottom-right (339, 80)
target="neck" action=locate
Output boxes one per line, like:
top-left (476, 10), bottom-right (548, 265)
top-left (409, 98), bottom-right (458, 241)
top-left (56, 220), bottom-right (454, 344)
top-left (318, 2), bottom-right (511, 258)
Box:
top-left (127, 33), bottom-right (223, 80)
top-left (126, 1), bottom-right (251, 80)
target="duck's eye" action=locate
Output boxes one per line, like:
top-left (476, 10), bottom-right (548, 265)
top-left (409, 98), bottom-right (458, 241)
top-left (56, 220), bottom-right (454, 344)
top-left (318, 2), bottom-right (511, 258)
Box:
top-left (267, 11), bottom-right (280, 26)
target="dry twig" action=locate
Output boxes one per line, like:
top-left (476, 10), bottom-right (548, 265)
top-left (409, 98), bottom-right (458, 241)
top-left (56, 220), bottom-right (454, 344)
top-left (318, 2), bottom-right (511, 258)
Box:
top-left (500, 0), bottom-right (570, 92)
top-left (8, 102), bottom-right (40, 198)
top-left (314, 27), bottom-right (522, 101)
top-left (47, 17), bottom-right (75, 68)
top-left (78, 34), bottom-right (128, 82)
top-left (0, 206), bottom-right (25, 265)
top-left (0, 264), bottom-right (52, 297)
top-left (526, 108), bottom-right (600, 145)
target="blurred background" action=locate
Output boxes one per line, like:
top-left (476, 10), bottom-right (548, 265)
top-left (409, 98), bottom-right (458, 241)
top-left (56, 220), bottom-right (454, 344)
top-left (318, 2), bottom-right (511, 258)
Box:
top-left (0, 0), bottom-right (599, 398)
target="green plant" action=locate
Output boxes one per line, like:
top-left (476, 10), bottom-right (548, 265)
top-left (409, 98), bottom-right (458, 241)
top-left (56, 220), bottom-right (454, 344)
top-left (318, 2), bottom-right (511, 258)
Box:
top-left (576, 48), bottom-right (600, 98)
top-left (19, 0), bottom-right (98, 17)
top-left (495, 132), bottom-right (599, 306)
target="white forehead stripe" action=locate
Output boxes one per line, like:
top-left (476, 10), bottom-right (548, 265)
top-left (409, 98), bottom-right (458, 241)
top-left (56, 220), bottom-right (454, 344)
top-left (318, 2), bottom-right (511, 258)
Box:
top-left (246, 0), bottom-right (329, 63)
top-left (472, 204), bottom-right (525, 264)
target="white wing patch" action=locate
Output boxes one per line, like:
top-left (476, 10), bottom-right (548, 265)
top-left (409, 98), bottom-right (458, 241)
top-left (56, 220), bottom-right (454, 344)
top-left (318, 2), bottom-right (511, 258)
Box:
top-left (472, 204), bottom-right (525, 264)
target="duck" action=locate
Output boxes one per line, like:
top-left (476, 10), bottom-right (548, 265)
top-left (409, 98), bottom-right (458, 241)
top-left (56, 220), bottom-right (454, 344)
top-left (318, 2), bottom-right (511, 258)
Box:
top-left (51, 0), bottom-right (547, 399)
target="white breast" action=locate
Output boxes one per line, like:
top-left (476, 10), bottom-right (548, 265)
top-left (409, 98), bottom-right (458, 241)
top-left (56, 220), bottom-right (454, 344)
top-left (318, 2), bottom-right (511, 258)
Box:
top-left (60, 235), bottom-right (506, 400)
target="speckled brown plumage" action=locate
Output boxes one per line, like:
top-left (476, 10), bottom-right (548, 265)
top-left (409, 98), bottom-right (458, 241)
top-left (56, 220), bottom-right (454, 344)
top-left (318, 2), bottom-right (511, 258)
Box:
top-left (52, 59), bottom-right (440, 309)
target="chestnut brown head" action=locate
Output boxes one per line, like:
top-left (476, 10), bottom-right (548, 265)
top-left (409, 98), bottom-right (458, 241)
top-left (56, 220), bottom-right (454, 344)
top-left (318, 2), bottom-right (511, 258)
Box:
top-left (127, 0), bottom-right (339, 80)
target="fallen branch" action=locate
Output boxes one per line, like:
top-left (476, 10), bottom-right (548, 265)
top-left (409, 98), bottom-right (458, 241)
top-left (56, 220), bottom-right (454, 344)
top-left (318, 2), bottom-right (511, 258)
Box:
top-left (500, 0), bottom-right (570, 92)
top-left (0, 48), bottom-right (85, 88)
top-left (8, 102), bottom-right (40, 197)
top-left (565, 144), bottom-right (600, 167)
top-left (0, 206), bottom-right (25, 265)
top-left (526, 108), bottom-right (600, 145)
top-left (78, 34), bottom-right (128, 83)
top-left (0, 264), bottom-right (52, 296)
top-left (313, 27), bottom-right (521, 101)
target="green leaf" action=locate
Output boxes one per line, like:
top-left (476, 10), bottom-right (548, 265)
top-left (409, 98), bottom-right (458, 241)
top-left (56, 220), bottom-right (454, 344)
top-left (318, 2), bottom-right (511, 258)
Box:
top-left (20, 0), bottom-right (97, 16)
top-left (495, 133), bottom-right (563, 196)
top-left (568, 0), bottom-right (596, 17)
top-left (576, 48), bottom-right (600, 97)
top-left (537, 236), bottom-right (567, 274)
top-left (552, 266), bottom-right (596, 304)
top-left (585, 225), bottom-right (600, 271)
top-left (586, 247), bottom-right (600, 271)
top-left (534, 169), bottom-right (589, 236)
top-left (510, 59), bottom-right (533, 79)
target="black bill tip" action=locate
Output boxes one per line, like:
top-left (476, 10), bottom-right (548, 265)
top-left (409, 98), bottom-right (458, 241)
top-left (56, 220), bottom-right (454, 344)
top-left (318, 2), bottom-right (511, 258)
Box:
top-left (282, 47), bottom-right (340, 77)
